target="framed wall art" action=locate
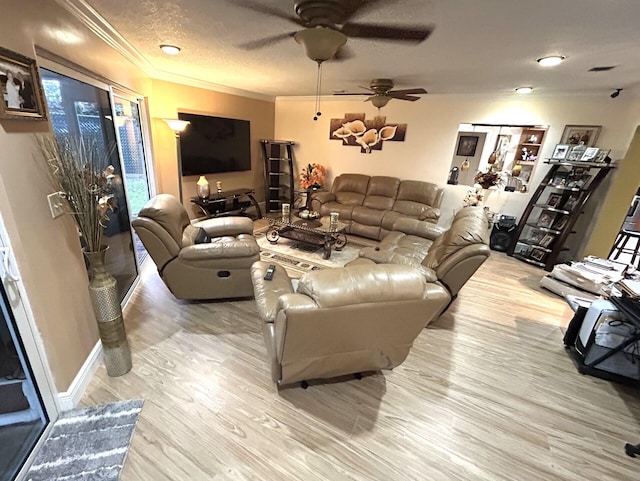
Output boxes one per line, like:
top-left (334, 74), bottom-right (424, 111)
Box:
top-left (0, 46), bottom-right (47, 120)
top-left (560, 125), bottom-right (601, 147)
top-left (456, 135), bottom-right (479, 157)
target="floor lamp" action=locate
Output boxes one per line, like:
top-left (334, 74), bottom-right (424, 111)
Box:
top-left (163, 119), bottom-right (190, 202)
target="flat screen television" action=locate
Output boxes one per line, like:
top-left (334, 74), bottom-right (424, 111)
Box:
top-left (178, 112), bottom-right (251, 176)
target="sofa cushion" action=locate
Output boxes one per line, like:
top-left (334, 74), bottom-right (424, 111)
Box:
top-left (363, 176), bottom-right (400, 211)
top-left (318, 201), bottom-right (356, 220)
top-left (396, 180), bottom-right (442, 207)
top-left (335, 191), bottom-right (366, 205)
top-left (333, 174), bottom-right (370, 193)
top-left (297, 264), bottom-right (427, 309)
top-left (352, 206), bottom-right (386, 226)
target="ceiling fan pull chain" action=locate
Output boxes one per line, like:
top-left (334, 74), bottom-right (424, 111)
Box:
top-left (313, 61), bottom-right (323, 121)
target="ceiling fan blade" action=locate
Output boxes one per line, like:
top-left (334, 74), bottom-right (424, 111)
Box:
top-left (330, 44), bottom-right (355, 62)
top-left (236, 31), bottom-right (298, 50)
top-left (388, 88), bottom-right (428, 95)
top-left (342, 0), bottom-right (396, 22)
top-left (390, 94), bottom-right (422, 101)
top-left (340, 22), bottom-right (434, 42)
top-left (333, 92), bottom-right (370, 96)
top-left (231, 0), bottom-right (305, 27)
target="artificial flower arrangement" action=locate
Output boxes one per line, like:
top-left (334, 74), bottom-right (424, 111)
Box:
top-left (38, 135), bottom-right (117, 252)
top-left (474, 169), bottom-right (501, 189)
top-left (299, 163), bottom-right (327, 190)
top-left (463, 187), bottom-right (484, 208)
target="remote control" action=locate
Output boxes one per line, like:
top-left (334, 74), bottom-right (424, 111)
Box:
top-left (263, 264), bottom-right (276, 281)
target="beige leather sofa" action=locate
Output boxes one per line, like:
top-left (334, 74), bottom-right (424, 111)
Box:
top-left (132, 194), bottom-right (260, 300)
top-left (251, 262), bottom-right (451, 387)
top-left (310, 174), bottom-right (445, 241)
top-left (355, 206), bottom-right (491, 299)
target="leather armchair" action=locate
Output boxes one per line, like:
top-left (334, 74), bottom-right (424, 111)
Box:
top-left (251, 261), bottom-right (451, 387)
top-left (132, 194), bottom-right (260, 300)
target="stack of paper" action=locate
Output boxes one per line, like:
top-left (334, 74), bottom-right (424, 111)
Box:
top-left (616, 279), bottom-right (640, 298)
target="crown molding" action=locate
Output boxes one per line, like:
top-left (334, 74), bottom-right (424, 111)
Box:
top-left (55, 0), bottom-right (274, 102)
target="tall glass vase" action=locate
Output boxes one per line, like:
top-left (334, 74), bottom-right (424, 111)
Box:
top-left (83, 247), bottom-right (132, 377)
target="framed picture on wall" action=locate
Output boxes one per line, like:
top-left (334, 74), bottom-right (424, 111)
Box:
top-left (560, 125), bottom-right (602, 147)
top-left (456, 135), bottom-right (479, 156)
top-left (0, 46), bottom-right (47, 120)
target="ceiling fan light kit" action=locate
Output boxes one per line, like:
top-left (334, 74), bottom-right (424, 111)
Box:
top-left (294, 27), bottom-right (347, 62)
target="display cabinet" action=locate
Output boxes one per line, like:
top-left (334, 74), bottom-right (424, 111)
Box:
top-left (512, 126), bottom-right (548, 183)
top-left (507, 159), bottom-right (615, 271)
top-left (260, 139), bottom-right (295, 214)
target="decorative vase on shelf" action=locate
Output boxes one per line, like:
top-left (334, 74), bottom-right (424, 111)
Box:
top-left (83, 246), bottom-right (132, 377)
top-left (197, 176), bottom-right (210, 199)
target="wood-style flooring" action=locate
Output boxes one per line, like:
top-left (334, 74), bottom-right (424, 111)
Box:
top-left (81, 247), bottom-right (640, 481)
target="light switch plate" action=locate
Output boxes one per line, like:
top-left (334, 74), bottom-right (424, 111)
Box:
top-left (47, 192), bottom-right (66, 219)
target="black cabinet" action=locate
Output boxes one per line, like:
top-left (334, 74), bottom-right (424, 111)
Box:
top-left (260, 140), bottom-right (295, 214)
top-left (507, 160), bottom-right (615, 271)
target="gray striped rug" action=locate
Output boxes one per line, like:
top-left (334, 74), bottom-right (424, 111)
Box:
top-left (26, 399), bottom-right (143, 481)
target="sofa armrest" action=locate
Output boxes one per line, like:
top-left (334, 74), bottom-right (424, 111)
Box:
top-left (193, 216), bottom-right (254, 237)
top-left (418, 206), bottom-right (441, 222)
top-left (392, 218), bottom-right (446, 240)
top-left (179, 238), bottom-right (260, 261)
top-left (311, 191), bottom-right (336, 206)
top-left (250, 262), bottom-right (295, 322)
top-left (358, 247), bottom-right (438, 282)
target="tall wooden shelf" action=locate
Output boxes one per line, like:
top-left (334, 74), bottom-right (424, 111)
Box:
top-left (260, 140), bottom-right (295, 214)
top-left (507, 159), bottom-right (615, 271)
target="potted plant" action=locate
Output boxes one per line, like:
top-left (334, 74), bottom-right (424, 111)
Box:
top-left (37, 135), bottom-right (131, 377)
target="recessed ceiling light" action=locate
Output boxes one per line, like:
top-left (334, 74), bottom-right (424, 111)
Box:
top-left (537, 55), bottom-right (565, 67)
top-left (160, 44), bottom-right (181, 55)
top-left (515, 87), bottom-right (533, 94)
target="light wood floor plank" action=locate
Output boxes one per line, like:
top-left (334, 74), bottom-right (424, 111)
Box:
top-left (81, 248), bottom-right (640, 481)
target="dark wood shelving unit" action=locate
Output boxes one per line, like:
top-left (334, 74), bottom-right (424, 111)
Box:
top-left (507, 159), bottom-right (615, 271)
top-left (260, 139), bottom-right (295, 214)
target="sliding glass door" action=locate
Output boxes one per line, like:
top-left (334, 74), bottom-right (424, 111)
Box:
top-left (112, 94), bottom-right (151, 264)
top-left (41, 69), bottom-right (138, 300)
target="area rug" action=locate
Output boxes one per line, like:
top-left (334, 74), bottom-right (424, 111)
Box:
top-left (26, 399), bottom-right (143, 481)
top-left (255, 230), bottom-right (365, 278)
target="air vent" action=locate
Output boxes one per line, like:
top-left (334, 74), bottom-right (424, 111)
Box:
top-left (589, 66), bottom-right (616, 72)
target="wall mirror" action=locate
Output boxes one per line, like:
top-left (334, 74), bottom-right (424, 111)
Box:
top-left (448, 123), bottom-right (549, 192)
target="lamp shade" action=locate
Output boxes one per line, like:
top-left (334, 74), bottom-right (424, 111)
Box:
top-left (163, 119), bottom-right (190, 132)
top-left (294, 27), bottom-right (347, 62)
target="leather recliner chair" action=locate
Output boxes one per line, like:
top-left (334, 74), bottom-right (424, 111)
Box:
top-left (132, 194), bottom-right (260, 300)
top-left (251, 261), bottom-right (451, 387)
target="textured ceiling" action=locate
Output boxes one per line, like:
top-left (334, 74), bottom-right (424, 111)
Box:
top-left (83, 0), bottom-right (640, 98)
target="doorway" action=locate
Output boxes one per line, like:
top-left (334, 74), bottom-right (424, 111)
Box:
top-left (0, 246), bottom-right (52, 480)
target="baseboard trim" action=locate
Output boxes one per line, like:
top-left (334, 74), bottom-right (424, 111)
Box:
top-left (57, 340), bottom-right (103, 411)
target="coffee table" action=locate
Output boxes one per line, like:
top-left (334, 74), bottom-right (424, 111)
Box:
top-left (265, 215), bottom-right (348, 259)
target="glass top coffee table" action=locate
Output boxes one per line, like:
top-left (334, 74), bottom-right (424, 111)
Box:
top-left (265, 215), bottom-right (348, 259)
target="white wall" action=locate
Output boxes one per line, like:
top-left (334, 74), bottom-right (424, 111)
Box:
top-left (275, 93), bottom-right (637, 229)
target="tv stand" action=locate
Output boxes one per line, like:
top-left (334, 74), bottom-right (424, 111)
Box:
top-left (191, 188), bottom-right (262, 219)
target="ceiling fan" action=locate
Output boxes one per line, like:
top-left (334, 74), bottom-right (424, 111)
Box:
top-left (334, 78), bottom-right (427, 108)
top-left (235, 0), bottom-right (435, 62)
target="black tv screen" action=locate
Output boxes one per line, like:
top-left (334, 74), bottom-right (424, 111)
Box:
top-left (178, 113), bottom-right (251, 176)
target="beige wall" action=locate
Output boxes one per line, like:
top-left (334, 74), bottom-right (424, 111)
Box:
top-left (148, 80), bottom-right (275, 218)
top-left (275, 94), bottom-right (638, 250)
top-left (0, 1), bottom-right (151, 391)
